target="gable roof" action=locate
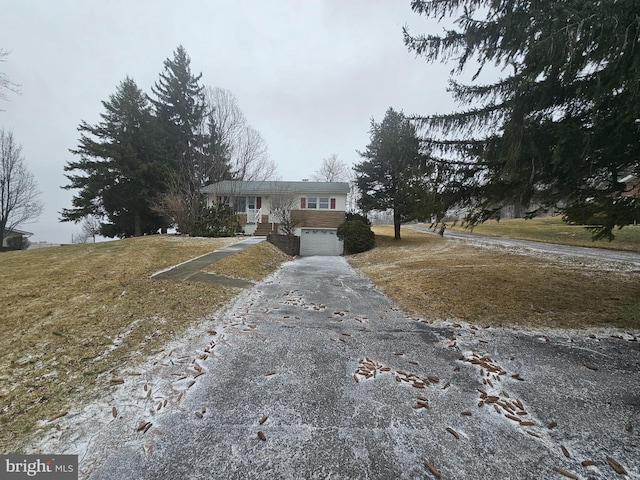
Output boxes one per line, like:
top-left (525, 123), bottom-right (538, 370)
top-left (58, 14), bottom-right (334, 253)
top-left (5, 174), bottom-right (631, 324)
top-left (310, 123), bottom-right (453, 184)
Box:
top-left (4, 228), bottom-right (33, 236)
top-left (201, 180), bottom-right (350, 196)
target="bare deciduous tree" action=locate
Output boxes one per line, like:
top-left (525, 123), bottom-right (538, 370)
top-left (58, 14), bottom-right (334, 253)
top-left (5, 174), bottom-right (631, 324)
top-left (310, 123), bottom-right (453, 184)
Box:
top-left (154, 86), bottom-right (276, 231)
top-left (203, 86), bottom-right (276, 182)
top-left (204, 87), bottom-right (244, 148)
top-left (312, 154), bottom-right (350, 182)
top-left (1, 49), bottom-right (21, 107)
top-left (73, 215), bottom-right (101, 243)
top-left (1, 129), bottom-right (43, 244)
top-left (152, 175), bottom-right (197, 234)
top-left (269, 188), bottom-right (305, 236)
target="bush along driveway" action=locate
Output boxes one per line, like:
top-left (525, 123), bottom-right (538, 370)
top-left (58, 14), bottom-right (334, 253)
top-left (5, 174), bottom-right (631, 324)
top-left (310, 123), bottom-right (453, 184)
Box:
top-left (36, 256), bottom-right (639, 479)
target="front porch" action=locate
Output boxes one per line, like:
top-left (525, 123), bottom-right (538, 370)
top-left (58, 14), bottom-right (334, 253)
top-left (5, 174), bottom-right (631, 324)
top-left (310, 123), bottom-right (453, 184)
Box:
top-left (238, 212), bottom-right (279, 236)
top-left (253, 216), bottom-right (279, 236)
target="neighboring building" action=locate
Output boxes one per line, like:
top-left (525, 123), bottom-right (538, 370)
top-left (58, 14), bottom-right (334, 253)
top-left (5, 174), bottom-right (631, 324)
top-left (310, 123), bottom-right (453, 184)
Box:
top-left (2, 228), bottom-right (33, 248)
top-left (201, 180), bottom-right (350, 256)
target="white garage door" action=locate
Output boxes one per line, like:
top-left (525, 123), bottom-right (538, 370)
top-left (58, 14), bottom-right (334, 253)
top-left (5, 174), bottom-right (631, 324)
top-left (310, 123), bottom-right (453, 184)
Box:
top-left (300, 228), bottom-right (342, 256)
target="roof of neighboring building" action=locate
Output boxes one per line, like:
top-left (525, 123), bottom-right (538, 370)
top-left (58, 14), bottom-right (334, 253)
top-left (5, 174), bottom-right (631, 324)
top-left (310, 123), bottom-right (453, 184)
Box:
top-left (4, 228), bottom-right (33, 236)
top-left (201, 180), bottom-right (350, 195)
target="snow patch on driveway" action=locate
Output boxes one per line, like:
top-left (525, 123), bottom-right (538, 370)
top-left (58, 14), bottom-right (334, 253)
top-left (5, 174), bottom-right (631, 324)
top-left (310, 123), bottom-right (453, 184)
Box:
top-left (27, 257), bottom-right (640, 479)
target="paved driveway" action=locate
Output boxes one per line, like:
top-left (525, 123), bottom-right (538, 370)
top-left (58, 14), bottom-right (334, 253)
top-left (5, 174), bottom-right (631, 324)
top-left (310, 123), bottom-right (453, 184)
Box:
top-left (59, 256), bottom-right (639, 479)
top-left (411, 225), bottom-right (640, 267)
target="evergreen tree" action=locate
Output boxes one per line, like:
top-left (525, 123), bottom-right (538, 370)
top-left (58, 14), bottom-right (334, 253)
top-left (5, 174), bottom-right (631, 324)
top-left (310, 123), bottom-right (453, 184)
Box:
top-left (150, 45), bottom-right (206, 233)
top-left (354, 108), bottom-right (433, 240)
top-left (61, 77), bottom-right (169, 237)
top-left (404, 0), bottom-right (640, 240)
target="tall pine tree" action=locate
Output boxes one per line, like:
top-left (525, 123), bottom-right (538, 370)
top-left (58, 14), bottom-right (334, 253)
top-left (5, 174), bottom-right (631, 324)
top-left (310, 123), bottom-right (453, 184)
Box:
top-left (61, 77), bottom-right (169, 237)
top-left (404, 0), bottom-right (640, 239)
top-left (355, 108), bottom-right (434, 240)
top-left (150, 45), bottom-right (206, 233)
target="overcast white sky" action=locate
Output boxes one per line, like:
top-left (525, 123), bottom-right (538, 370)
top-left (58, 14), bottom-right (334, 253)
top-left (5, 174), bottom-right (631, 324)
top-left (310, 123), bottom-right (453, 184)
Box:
top-left (1, 0), bottom-right (463, 243)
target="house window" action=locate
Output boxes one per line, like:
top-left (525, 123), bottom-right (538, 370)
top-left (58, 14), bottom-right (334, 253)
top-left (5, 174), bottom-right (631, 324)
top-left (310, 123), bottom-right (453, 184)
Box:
top-left (302, 197), bottom-right (337, 209)
top-left (233, 197), bottom-right (246, 212)
top-left (232, 196), bottom-right (256, 212)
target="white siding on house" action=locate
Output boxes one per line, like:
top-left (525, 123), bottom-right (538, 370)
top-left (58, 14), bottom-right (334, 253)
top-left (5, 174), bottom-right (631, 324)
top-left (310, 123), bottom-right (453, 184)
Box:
top-left (2, 229), bottom-right (32, 248)
top-left (205, 192), bottom-right (347, 220)
top-left (201, 181), bottom-right (349, 254)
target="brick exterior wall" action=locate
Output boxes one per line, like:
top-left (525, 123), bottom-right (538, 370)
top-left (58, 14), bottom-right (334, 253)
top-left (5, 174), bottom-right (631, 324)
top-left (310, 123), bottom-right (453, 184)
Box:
top-left (292, 210), bottom-right (345, 228)
top-left (238, 210), bottom-right (345, 229)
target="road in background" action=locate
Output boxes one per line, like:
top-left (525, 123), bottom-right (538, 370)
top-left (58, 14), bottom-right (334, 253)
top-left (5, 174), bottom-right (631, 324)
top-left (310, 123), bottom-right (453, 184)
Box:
top-left (411, 225), bottom-right (640, 268)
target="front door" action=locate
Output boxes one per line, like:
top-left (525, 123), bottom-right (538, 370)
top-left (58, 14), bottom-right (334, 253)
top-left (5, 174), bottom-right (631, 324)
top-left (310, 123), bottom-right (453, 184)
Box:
top-left (246, 196), bottom-right (258, 223)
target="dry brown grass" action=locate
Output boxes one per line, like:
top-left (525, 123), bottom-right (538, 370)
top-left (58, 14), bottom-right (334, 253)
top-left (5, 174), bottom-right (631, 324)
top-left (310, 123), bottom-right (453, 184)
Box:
top-left (348, 226), bottom-right (640, 330)
top-left (444, 216), bottom-right (640, 252)
top-left (205, 241), bottom-right (291, 280)
top-left (0, 235), bottom-right (289, 453)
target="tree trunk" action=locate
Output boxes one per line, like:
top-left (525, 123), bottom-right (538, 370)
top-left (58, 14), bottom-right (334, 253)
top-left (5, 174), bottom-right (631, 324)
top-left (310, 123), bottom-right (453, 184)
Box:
top-left (393, 209), bottom-right (401, 240)
top-left (134, 212), bottom-right (142, 237)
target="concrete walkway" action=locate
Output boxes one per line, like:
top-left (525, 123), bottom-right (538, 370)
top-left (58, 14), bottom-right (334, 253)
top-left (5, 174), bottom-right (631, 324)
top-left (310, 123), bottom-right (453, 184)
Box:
top-left (150, 236), bottom-right (266, 288)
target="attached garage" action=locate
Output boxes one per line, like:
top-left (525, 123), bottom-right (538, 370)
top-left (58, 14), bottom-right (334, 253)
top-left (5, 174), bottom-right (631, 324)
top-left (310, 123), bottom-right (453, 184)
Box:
top-left (299, 228), bottom-right (343, 256)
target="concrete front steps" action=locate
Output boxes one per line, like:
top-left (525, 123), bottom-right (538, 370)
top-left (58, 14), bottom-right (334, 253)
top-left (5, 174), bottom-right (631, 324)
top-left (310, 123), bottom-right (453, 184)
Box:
top-left (253, 222), bottom-right (278, 236)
